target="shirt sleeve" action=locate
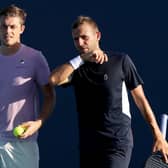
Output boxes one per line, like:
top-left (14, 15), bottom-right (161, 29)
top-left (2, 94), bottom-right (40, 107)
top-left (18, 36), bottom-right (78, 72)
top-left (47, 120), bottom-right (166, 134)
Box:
top-left (123, 55), bottom-right (144, 90)
top-left (34, 52), bottom-right (50, 86)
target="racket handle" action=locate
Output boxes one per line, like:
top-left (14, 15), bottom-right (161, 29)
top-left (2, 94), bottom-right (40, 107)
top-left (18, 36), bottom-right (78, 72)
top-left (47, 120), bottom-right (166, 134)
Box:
top-left (160, 114), bottom-right (168, 139)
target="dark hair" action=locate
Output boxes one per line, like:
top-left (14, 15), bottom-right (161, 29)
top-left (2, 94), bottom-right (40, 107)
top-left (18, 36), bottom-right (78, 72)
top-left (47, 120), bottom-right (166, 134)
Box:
top-left (72, 15), bottom-right (99, 31)
top-left (0, 4), bottom-right (27, 24)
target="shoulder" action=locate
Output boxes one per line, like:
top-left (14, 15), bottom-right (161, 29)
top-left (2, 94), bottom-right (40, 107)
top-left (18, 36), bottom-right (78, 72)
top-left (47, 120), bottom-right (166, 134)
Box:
top-left (21, 44), bottom-right (46, 61)
top-left (105, 50), bottom-right (127, 60)
top-left (105, 50), bottom-right (130, 65)
top-left (21, 44), bottom-right (43, 56)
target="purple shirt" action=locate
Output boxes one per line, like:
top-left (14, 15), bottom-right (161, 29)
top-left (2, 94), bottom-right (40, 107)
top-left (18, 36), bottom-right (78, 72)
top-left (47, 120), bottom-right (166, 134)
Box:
top-left (0, 44), bottom-right (50, 141)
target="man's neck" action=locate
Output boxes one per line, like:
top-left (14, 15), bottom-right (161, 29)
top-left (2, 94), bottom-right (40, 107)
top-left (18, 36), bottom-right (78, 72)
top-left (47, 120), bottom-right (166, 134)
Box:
top-left (0, 43), bottom-right (21, 56)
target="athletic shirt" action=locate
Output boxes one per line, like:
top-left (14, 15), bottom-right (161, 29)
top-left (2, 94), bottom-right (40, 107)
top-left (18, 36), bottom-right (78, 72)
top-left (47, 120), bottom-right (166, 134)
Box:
top-left (0, 44), bottom-right (50, 141)
top-left (69, 51), bottom-right (144, 148)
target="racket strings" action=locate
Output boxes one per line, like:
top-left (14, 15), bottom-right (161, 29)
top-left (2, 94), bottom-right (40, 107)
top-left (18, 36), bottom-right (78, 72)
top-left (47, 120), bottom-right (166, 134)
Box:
top-left (145, 154), bottom-right (168, 168)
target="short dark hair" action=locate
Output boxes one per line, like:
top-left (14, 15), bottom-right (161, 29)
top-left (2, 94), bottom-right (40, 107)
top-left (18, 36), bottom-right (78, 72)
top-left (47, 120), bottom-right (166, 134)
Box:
top-left (0, 4), bottom-right (27, 24)
top-left (72, 15), bottom-right (99, 31)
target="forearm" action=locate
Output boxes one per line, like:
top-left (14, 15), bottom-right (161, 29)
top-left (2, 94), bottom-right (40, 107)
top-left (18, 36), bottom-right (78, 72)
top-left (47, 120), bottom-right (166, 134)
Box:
top-left (136, 97), bottom-right (162, 138)
top-left (37, 87), bottom-right (56, 126)
top-left (50, 56), bottom-right (84, 86)
top-left (131, 85), bottom-right (163, 139)
top-left (49, 63), bottom-right (74, 85)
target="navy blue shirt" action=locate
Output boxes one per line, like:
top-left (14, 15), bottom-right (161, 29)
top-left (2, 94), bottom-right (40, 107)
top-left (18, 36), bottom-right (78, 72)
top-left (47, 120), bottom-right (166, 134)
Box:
top-left (67, 51), bottom-right (143, 149)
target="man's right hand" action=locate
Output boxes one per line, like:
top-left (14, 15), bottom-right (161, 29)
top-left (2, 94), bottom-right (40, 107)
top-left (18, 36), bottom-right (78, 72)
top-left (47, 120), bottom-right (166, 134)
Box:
top-left (80, 50), bottom-right (108, 64)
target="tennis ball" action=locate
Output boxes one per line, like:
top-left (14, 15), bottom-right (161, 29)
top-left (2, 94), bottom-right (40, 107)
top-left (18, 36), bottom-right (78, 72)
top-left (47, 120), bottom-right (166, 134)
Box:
top-left (13, 125), bottom-right (25, 137)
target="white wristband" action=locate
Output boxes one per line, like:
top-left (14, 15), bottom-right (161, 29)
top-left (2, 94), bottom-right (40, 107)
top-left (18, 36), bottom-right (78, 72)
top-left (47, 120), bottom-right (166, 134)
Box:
top-left (69, 55), bottom-right (84, 70)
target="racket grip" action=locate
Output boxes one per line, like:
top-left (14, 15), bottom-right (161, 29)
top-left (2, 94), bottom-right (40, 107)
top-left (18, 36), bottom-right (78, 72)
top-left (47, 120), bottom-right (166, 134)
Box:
top-left (160, 114), bottom-right (168, 139)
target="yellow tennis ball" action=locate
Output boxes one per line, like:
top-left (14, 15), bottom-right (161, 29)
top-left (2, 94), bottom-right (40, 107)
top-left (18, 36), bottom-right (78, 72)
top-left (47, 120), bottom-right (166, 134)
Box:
top-left (13, 126), bottom-right (25, 137)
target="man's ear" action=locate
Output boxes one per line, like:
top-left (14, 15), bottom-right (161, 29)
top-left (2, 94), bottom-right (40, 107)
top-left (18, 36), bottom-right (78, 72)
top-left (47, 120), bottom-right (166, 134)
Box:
top-left (96, 31), bottom-right (101, 41)
top-left (20, 24), bottom-right (25, 34)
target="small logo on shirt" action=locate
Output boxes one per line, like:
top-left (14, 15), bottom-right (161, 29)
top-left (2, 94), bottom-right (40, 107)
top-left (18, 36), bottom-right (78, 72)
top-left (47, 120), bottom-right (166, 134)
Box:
top-left (104, 74), bottom-right (108, 80)
top-left (16, 59), bottom-right (25, 68)
top-left (19, 59), bottom-right (25, 64)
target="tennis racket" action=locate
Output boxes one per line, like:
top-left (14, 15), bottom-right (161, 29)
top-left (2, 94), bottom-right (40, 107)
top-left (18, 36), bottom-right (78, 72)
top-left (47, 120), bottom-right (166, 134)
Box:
top-left (144, 114), bottom-right (168, 168)
top-left (144, 152), bottom-right (168, 168)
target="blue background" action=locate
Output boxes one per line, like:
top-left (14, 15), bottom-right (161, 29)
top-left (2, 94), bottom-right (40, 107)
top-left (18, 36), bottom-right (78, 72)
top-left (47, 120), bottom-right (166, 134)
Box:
top-left (1, 1), bottom-right (168, 167)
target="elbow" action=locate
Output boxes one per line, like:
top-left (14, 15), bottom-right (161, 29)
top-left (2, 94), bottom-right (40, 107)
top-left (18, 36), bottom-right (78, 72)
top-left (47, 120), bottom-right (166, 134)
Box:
top-left (49, 75), bottom-right (57, 86)
top-left (49, 74), bottom-right (64, 86)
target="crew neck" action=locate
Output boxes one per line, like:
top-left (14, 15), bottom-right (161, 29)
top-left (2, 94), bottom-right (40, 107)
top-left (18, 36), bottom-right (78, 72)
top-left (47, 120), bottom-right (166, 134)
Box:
top-left (0, 44), bottom-right (24, 58)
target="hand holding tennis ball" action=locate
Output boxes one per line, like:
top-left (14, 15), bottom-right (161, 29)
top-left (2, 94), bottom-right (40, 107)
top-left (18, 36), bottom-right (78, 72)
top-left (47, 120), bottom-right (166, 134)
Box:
top-left (13, 125), bottom-right (26, 137)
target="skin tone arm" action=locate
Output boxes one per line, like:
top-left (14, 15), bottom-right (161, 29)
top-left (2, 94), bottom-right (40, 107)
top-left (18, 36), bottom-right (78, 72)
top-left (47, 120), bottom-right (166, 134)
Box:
top-left (19, 83), bottom-right (56, 139)
top-left (50, 63), bottom-right (74, 86)
top-left (131, 85), bottom-right (168, 162)
top-left (50, 50), bottom-right (108, 86)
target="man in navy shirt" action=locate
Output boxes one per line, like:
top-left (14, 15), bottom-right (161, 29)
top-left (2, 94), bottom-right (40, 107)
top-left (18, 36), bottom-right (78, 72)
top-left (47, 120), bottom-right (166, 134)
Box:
top-left (50, 16), bottom-right (168, 168)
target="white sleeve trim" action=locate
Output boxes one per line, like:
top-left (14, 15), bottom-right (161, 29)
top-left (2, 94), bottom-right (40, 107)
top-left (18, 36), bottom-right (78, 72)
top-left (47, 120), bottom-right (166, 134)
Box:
top-left (69, 55), bottom-right (84, 70)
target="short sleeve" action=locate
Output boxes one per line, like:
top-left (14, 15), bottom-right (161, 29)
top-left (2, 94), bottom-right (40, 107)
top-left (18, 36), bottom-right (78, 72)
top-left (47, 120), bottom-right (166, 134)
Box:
top-left (123, 55), bottom-right (144, 90)
top-left (34, 52), bottom-right (50, 86)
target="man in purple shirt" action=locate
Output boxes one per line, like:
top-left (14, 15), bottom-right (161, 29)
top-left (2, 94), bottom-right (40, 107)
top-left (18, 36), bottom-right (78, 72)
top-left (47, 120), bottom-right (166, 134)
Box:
top-left (0, 4), bottom-right (55, 168)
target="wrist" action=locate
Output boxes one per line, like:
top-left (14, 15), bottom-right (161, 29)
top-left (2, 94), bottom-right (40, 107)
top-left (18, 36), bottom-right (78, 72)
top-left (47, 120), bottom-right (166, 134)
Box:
top-left (36, 118), bottom-right (44, 127)
top-left (69, 55), bottom-right (84, 70)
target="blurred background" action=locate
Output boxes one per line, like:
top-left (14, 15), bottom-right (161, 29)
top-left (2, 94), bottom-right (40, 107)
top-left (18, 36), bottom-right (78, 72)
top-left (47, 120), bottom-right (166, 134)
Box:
top-left (1, 1), bottom-right (168, 167)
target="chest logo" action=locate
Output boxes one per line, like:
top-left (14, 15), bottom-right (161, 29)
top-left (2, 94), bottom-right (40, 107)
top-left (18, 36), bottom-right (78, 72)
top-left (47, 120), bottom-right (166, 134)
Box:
top-left (19, 59), bottom-right (25, 64)
top-left (104, 74), bottom-right (108, 80)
